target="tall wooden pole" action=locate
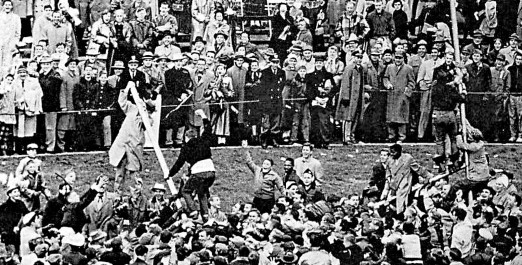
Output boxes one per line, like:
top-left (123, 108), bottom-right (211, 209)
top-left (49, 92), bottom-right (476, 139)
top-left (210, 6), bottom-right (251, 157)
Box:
top-left (128, 82), bottom-right (178, 195)
top-left (449, 0), bottom-right (469, 179)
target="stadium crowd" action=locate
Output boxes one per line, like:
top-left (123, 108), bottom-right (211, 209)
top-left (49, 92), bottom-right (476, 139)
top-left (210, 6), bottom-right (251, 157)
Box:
top-left (2, 0), bottom-right (522, 264)
top-left (3, 132), bottom-right (522, 265)
top-left (1, 0), bottom-right (522, 157)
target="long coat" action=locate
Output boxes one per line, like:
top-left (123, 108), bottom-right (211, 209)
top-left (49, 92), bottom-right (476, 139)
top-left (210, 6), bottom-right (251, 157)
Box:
top-left (14, 77), bottom-right (42, 137)
top-left (464, 62), bottom-right (491, 131)
top-left (245, 70), bottom-right (263, 124)
top-left (336, 63), bottom-right (367, 122)
top-left (83, 191), bottom-right (118, 233)
top-left (383, 63), bottom-right (415, 124)
top-left (40, 69), bottom-right (63, 112)
top-left (58, 70), bottom-right (79, 131)
top-left (109, 87), bottom-right (149, 171)
top-left (0, 81), bottom-right (16, 125)
top-left (384, 153), bottom-right (430, 213)
top-left (260, 67), bottom-right (286, 114)
top-left (189, 69), bottom-right (214, 127)
top-left (0, 12), bottom-right (21, 78)
top-left (227, 65), bottom-right (247, 123)
top-left (0, 198), bottom-right (28, 246)
top-left (191, 0), bottom-right (214, 40)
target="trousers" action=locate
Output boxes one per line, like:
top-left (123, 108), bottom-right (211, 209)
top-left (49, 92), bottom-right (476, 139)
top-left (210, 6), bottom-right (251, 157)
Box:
top-left (182, 171), bottom-right (216, 217)
top-left (509, 96), bottom-right (522, 137)
top-left (432, 110), bottom-right (457, 157)
top-left (45, 112), bottom-right (66, 152)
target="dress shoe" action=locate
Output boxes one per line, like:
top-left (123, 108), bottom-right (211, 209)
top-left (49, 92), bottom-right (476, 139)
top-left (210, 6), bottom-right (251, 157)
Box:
top-left (509, 137), bottom-right (516, 142)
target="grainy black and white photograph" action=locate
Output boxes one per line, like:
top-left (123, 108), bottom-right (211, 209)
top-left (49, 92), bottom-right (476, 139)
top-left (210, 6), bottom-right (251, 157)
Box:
top-left (0, 0), bottom-right (521, 264)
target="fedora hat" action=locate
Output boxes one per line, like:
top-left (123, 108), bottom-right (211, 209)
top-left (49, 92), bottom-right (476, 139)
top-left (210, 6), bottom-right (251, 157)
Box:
top-left (142, 51), bottom-right (154, 59)
top-left (214, 31), bottom-right (229, 40)
top-left (151, 183), bottom-right (166, 192)
top-left (86, 49), bottom-right (100, 56)
top-left (65, 58), bottom-right (79, 67)
top-left (472, 29), bottom-right (483, 38)
top-left (509, 33), bottom-right (520, 42)
top-left (112, 61), bottom-right (125, 69)
top-left (170, 53), bottom-right (184, 61)
top-left (193, 36), bottom-right (206, 45)
top-left (6, 183), bottom-right (19, 195)
top-left (39, 55), bottom-right (52, 64)
top-left (264, 48), bottom-right (276, 57)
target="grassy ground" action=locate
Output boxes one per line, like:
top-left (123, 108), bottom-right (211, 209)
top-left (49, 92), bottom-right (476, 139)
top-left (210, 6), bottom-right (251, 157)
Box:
top-left (2, 144), bottom-right (522, 210)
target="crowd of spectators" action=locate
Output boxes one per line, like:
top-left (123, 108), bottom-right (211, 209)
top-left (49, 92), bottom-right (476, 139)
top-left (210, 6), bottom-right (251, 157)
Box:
top-left (1, 0), bottom-right (522, 156)
top-left (2, 131), bottom-right (522, 265)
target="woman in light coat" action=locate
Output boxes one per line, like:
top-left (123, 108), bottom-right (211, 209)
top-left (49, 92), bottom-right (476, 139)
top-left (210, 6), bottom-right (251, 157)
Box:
top-left (0, 0), bottom-right (21, 79)
top-left (13, 68), bottom-right (43, 151)
top-left (0, 75), bottom-right (16, 155)
top-left (206, 63), bottom-right (233, 145)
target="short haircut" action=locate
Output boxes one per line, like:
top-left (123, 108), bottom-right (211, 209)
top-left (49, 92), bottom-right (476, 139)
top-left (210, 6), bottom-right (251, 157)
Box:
top-left (265, 158), bottom-right (274, 166)
top-left (390, 143), bottom-right (402, 153)
top-left (285, 157), bottom-right (294, 166)
top-left (452, 207), bottom-right (467, 221)
top-left (238, 246), bottom-right (250, 257)
top-left (135, 245), bottom-right (148, 256)
top-left (302, 142), bottom-right (313, 151)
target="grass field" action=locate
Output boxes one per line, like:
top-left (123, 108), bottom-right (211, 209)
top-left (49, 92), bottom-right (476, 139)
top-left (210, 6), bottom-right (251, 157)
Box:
top-left (2, 144), bottom-right (522, 210)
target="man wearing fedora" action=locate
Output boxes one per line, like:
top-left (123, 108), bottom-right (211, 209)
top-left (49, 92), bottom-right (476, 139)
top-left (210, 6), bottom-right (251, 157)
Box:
top-left (78, 49), bottom-right (107, 76)
top-left (213, 32), bottom-right (234, 62)
top-left (56, 58), bottom-right (80, 152)
top-left (39, 55), bottom-right (64, 153)
top-left (383, 51), bottom-right (415, 143)
top-left (163, 53), bottom-right (192, 147)
top-left (490, 54), bottom-right (510, 142)
top-left (463, 49), bottom-right (492, 138)
top-left (463, 30), bottom-right (488, 58)
top-left (148, 182), bottom-right (168, 220)
top-left (0, 185), bottom-right (28, 253)
top-left (192, 36), bottom-right (207, 55)
top-left (227, 53), bottom-right (248, 145)
top-left (154, 33), bottom-right (182, 60)
top-left (137, 51), bottom-right (155, 83)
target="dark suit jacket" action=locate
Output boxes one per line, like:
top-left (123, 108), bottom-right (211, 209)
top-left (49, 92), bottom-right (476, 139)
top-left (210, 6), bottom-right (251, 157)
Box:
top-left (260, 67), bottom-right (286, 113)
top-left (164, 67), bottom-right (193, 105)
top-left (370, 162), bottom-right (386, 191)
top-left (116, 69), bottom-right (151, 101)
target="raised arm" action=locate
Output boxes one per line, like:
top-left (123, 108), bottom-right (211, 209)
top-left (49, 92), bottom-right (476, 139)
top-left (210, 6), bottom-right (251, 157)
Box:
top-left (243, 145), bottom-right (260, 174)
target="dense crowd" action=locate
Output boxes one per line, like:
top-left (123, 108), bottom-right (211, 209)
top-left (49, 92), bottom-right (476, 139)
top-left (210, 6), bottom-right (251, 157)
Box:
top-left (2, 128), bottom-right (522, 265)
top-left (1, 0), bottom-right (522, 264)
top-left (1, 0), bottom-right (522, 157)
